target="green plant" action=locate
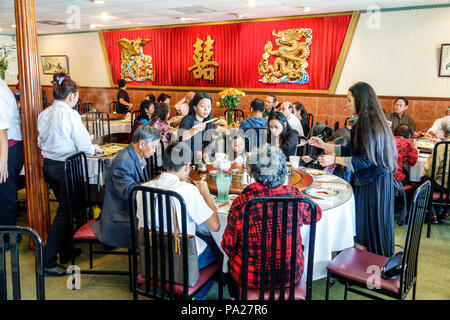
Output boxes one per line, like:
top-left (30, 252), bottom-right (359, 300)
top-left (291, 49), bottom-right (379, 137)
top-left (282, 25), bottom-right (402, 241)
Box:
top-left (0, 44), bottom-right (16, 71)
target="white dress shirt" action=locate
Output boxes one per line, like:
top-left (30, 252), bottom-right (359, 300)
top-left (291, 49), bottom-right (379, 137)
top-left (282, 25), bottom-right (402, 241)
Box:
top-left (427, 116), bottom-right (450, 139)
top-left (0, 78), bottom-right (22, 141)
top-left (137, 172), bottom-right (214, 255)
top-left (287, 113), bottom-right (304, 137)
top-left (38, 99), bottom-right (95, 161)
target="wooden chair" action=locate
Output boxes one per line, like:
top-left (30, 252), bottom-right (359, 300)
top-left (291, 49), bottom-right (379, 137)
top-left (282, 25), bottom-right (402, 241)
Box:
top-left (0, 226), bottom-right (45, 300)
top-left (84, 111), bottom-right (111, 142)
top-left (325, 180), bottom-right (431, 300)
top-left (131, 110), bottom-right (141, 127)
top-left (64, 152), bottom-right (132, 289)
top-left (129, 185), bottom-right (223, 300)
top-left (224, 109), bottom-right (244, 122)
top-left (109, 101), bottom-right (118, 113)
top-left (75, 102), bottom-right (93, 114)
top-left (237, 196), bottom-right (319, 300)
top-left (426, 141), bottom-right (450, 237)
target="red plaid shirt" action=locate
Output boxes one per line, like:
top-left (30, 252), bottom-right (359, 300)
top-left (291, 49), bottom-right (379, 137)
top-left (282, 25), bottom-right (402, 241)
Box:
top-left (221, 182), bottom-right (322, 288)
top-left (394, 136), bottom-right (418, 182)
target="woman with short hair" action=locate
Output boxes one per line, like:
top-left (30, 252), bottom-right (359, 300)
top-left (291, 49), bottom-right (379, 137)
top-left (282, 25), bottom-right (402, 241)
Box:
top-left (393, 124), bottom-right (418, 184)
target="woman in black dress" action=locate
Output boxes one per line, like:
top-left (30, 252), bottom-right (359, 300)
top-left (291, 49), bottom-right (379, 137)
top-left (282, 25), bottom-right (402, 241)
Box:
top-left (310, 82), bottom-right (397, 257)
top-left (117, 79), bottom-right (133, 114)
top-left (267, 111), bottom-right (299, 158)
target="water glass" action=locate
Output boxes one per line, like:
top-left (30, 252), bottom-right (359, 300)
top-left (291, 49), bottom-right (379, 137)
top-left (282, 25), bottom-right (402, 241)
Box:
top-left (289, 155), bottom-right (300, 169)
top-left (216, 173), bottom-right (232, 203)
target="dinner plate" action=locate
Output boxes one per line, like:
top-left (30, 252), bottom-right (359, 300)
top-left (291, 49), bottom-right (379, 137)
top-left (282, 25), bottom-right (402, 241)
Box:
top-left (304, 168), bottom-right (327, 177)
top-left (305, 187), bottom-right (339, 198)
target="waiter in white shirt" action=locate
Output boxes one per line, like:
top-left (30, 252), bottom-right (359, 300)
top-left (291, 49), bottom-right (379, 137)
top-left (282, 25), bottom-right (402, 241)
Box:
top-left (37, 73), bottom-right (102, 276)
top-left (280, 101), bottom-right (305, 137)
top-left (0, 78), bottom-right (24, 250)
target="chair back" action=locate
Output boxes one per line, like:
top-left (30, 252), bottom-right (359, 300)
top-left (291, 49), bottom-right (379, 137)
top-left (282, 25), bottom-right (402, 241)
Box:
top-left (144, 140), bottom-right (165, 181)
top-left (240, 196), bottom-right (318, 300)
top-left (332, 121), bottom-right (339, 132)
top-left (75, 102), bottom-right (93, 114)
top-left (296, 136), bottom-right (309, 156)
top-left (109, 101), bottom-right (118, 113)
top-left (129, 185), bottom-right (192, 300)
top-left (64, 152), bottom-right (93, 234)
top-left (429, 141), bottom-right (450, 204)
top-left (131, 110), bottom-right (141, 127)
top-left (306, 113), bottom-right (314, 135)
top-left (243, 128), bottom-right (268, 152)
top-left (399, 180), bottom-right (431, 298)
top-left (0, 226), bottom-right (45, 300)
top-left (85, 111), bottom-right (111, 142)
top-left (344, 117), bottom-right (350, 127)
top-left (224, 109), bottom-right (245, 122)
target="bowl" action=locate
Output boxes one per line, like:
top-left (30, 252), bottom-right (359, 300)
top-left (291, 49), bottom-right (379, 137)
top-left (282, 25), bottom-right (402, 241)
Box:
top-left (209, 170), bottom-right (220, 181)
top-left (230, 169), bottom-right (244, 182)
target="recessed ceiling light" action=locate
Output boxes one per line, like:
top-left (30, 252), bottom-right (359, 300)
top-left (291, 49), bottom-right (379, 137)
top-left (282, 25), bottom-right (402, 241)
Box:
top-left (91, 0), bottom-right (105, 4)
top-left (100, 12), bottom-right (112, 21)
top-left (304, 6), bottom-right (311, 12)
top-left (11, 24), bottom-right (16, 28)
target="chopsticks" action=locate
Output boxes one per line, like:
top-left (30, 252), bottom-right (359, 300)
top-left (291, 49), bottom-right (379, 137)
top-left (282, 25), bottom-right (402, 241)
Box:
top-left (217, 201), bottom-right (230, 208)
top-left (203, 117), bottom-right (219, 124)
top-left (302, 194), bottom-right (324, 200)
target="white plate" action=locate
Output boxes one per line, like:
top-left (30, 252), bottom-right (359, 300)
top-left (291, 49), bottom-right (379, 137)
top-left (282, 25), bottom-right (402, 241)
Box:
top-left (304, 168), bottom-right (327, 177)
top-left (305, 187), bottom-right (339, 198)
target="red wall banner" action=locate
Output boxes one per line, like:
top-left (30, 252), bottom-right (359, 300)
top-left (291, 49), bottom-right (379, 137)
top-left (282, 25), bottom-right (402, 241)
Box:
top-left (101, 13), bottom-right (354, 92)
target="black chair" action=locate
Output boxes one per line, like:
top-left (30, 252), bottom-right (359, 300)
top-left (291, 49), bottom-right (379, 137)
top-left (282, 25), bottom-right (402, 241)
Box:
top-left (75, 102), bottom-right (93, 114)
top-left (237, 196), bottom-right (318, 300)
top-left (296, 136), bottom-right (309, 156)
top-left (344, 117), bottom-right (350, 127)
top-left (306, 113), bottom-right (314, 136)
top-left (224, 109), bottom-right (244, 122)
top-left (332, 121), bottom-right (339, 132)
top-left (129, 185), bottom-right (223, 300)
top-left (64, 152), bottom-right (132, 289)
top-left (426, 141), bottom-right (450, 238)
top-left (144, 140), bottom-right (165, 181)
top-left (243, 128), bottom-right (268, 152)
top-left (0, 226), bottom-right (45, 300)
top-left (109, 101), bottom-right (118, 113)
top-left (84, 111), bottom-right (111, 142)
top-left (131, 110), bottom-right (141, 127)
top-left (325, 180), bottom-right (431, 300)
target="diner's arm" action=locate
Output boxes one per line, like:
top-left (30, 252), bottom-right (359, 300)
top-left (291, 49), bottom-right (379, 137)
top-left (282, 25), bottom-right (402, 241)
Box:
top-left (279, 130), bottom-right (298, 156)
top-left (0, 130), bottom-right (8, 183)
top-left (71, 113), bottom-right (96, 155)
top-left (193, 179), bottom-right (219, 232)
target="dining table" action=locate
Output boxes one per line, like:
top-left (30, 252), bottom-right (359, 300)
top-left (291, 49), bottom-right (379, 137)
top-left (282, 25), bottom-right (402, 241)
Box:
top-left (192, 165), bottom-right (356, 281)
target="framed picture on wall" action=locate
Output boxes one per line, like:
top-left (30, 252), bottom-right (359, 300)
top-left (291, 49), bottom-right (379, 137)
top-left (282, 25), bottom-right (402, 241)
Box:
top-left (439, 44), bottom-right (450, 77)
top-left (41, 55), bottom-right (69, 74)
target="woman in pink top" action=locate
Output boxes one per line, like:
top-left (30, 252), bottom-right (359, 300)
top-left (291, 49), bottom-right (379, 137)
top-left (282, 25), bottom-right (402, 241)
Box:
top-left (150, 102), bottom-right (176, 145)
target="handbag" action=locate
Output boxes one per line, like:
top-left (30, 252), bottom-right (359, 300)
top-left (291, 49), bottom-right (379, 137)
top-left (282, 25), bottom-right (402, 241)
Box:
top-left (381, 245), bottom-right (405, 280)
top-left (139, 198), bottom-right (199, 287)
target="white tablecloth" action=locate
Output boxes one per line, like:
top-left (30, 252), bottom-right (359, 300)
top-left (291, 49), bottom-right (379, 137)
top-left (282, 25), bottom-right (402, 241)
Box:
top-left (110, 119), bottom-right (131, 134)
top-left (408, 153), bottom-right (429, 182)
top-left (209, 174), bottom-right (356, 281)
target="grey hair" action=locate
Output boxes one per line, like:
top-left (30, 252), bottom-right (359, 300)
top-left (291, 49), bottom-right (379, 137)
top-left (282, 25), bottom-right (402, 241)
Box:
top-left (441, 118), bottom-right (450, 135)
top-left (249, 145), bottom-right (288, 188)
top-left (132, 125), bottom-right (160, 143)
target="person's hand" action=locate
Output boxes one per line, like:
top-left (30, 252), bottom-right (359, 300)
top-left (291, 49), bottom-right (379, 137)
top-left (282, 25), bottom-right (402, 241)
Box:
top-left (192, 176), bottom-right (210, 196)
top-left (387, 120), bottom-right (392, 128)
top-left (308, 136), bottom-right (325, 149)
top-left (93, 144), bottom-right (104, 155)
top-left (0, 160), bottom-right (8, 184)
top-left (318, 155), bottom-right (335, 167)
top-left (192, 122), bottom-right (206, 134)
top-left (301, 155), bottom-right (313, 163)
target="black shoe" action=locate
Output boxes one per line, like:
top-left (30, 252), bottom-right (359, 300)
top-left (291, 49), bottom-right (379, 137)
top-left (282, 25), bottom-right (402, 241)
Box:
top-left (59, 248), bottom-right (82, 265)
top-left (44, 264), bottom-right (68, 276)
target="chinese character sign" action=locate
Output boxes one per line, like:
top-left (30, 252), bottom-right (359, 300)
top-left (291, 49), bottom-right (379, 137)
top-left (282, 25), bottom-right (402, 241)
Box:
top-left (188, 35), bottom-right (219, 81)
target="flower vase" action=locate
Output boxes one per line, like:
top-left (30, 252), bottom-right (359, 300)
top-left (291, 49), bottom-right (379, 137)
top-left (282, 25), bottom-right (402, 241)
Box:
top-left (0, 69), bottom-right (5, 80)
top-left (227, 110), bottom-right (233, 126)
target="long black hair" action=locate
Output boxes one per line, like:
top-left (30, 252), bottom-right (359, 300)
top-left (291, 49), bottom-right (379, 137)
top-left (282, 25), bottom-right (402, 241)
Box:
top-left (138, 100), bottom-right (153, 122)
top-left (150, 102), bottom-right (169, 126)
top-left (349, 82), bottom-right (397, 171)
top-left (267, 111), bottom-right (294, 142)
top-left (188, 92), bottom-right (213, 121)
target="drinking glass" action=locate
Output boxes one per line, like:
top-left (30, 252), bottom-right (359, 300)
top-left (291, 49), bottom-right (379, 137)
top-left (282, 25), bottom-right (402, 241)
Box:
top-left (289, 155), bottom-right (300, 169)
top-left (216, 173), bottom-right (232, 203)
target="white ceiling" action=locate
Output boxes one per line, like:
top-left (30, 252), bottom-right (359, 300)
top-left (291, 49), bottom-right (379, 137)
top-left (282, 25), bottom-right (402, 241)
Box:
top-left (0, 0), bottom-right (449, 35)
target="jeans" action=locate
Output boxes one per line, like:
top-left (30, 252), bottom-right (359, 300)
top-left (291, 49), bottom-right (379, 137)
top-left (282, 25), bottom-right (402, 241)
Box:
top-left (0, 142), bottom-right (24, 228)
top-left (193, 244), bottom-right (217, 300)
top-left (42, 158), bottom-right (72, 267)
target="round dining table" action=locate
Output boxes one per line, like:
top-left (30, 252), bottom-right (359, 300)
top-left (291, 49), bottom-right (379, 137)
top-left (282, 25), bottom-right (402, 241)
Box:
top-left (196, 166), bottom-right (356, 281)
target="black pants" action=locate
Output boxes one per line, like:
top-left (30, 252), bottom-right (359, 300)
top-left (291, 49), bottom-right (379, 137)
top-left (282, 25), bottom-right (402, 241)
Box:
top-left (42, 158), bottom-right (72, 267)
top-left (0, 142), bottom-right (24, 228)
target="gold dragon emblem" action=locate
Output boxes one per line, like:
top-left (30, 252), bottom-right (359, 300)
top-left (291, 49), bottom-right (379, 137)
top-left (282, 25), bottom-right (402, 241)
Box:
top-left (258, 28), bottom-right (312, 84)
top-left (117, 37), bottom-right (153, 82)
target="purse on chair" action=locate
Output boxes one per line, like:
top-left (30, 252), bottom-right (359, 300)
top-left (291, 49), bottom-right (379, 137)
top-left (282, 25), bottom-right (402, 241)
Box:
top-left (381, 245), bottom-right (405, 280)
top-left (139, 198), bottom-right (199, 287)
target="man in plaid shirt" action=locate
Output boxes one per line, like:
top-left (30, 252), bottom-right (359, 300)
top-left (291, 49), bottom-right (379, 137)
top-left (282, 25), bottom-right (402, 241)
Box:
top-left (221, 146), bottom-right (322, 292)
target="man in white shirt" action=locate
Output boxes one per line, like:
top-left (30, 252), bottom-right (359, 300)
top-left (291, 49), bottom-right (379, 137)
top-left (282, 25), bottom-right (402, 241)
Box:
top-left (427, 106), bottom-right (450, 139)
top-left (0, 78), bottom-right (24, 251)
top-left (137, 141), bottom-right (220, 299)
top-left (280, 101), bottom-right (305, 137)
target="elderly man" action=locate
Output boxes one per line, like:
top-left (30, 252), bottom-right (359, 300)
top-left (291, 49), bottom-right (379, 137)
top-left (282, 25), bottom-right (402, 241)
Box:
top-left (137, 141), bottom-right (220, 299)
top-left (221, 145), bottom-right (322, 297)
top-left (427, 106), bottom-right (450, 139)
top-left (280, 101), bottom-right (305, 137)
top-left (424, 117), bottom-right (450, 223)
top-left (91, 125), bottom-right (161, 249)
top-left (386, 97), bottom-right (416, 132)
top-left (263, 95), bottom-right (277, 118)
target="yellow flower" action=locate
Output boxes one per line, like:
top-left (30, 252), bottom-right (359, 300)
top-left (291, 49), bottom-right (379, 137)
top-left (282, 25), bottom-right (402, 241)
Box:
top-left (216, 101), bottom-right (221, 107)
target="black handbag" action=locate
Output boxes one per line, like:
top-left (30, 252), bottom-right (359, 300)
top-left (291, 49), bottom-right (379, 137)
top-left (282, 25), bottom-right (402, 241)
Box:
top-left (381, 245), bottom-right (405, 280)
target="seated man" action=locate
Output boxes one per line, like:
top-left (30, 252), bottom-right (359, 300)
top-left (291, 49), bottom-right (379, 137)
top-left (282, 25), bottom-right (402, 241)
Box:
top-left (427, 106), bottom-right (450, 139)
top-left (386, 97), bottom-right (416, 132)
top-left (423, 118), bottom-right (450, 223)
top-left (221, 145), bottom-right (322, 297)
top-left (280, 101), bottom-right (305, 137)
top-left (239, 98), bottom-right (267, 132)
top-left (263, 94), bottom-right (277, 118)
top-left (91, 125), bottom-right (161, 249)
top-left (138, 142), bottom-right (220, 299)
